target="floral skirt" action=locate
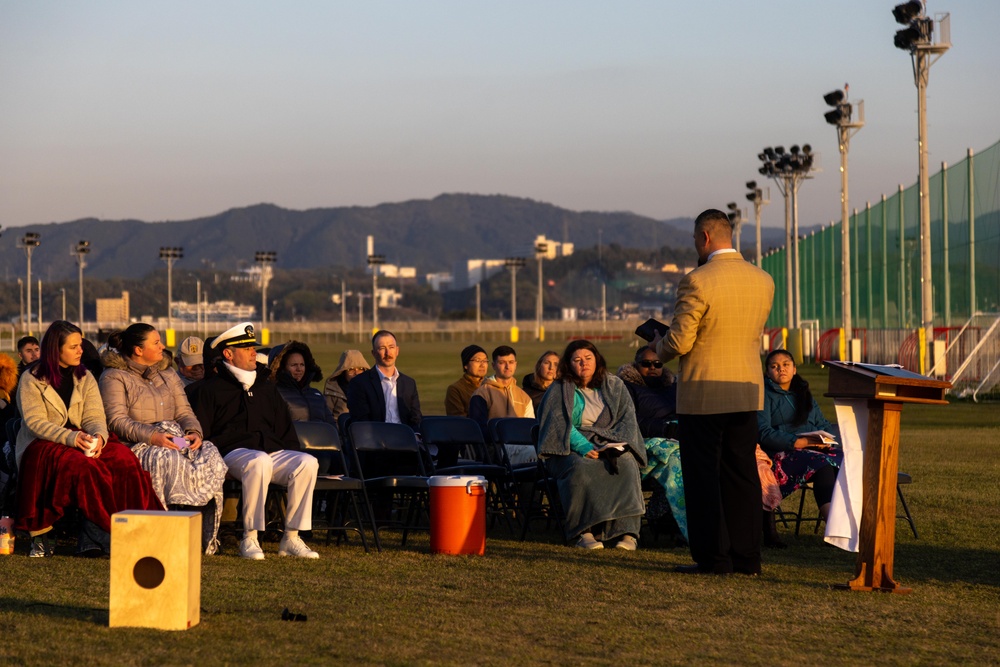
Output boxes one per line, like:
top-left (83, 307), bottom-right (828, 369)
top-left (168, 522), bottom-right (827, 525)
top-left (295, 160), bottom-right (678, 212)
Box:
top-left (640, 437), bottom-right (688, 541)
top-left (15, 433), bottom-right (163, 534)
top-left (772, 447), bottom-right (843, 498)
top-left (131, 421), bottom-right (228, 555)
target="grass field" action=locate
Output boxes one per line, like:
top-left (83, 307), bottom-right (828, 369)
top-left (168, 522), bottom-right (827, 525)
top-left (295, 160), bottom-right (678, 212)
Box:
top-left (3, 339), bottom-right (999, 665)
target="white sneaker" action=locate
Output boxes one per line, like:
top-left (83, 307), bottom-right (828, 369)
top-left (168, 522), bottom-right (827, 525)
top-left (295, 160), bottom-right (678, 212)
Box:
top-left (278, 534), bottom-right (319, 559)
top-left (575, 532), bottom-right (604, 549)
top-left (239, 535), bottom-right (265, 560)
top-left (615, 535), bottom-right (638, 551)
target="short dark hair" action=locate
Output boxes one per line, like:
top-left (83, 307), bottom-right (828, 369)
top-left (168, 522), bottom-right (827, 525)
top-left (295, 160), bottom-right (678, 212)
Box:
top-left (634, 346), bottom-right (660, 363)
top-left (371, 330), bottom-right (397, 349)
top-left (694, 208), bottom-right (733, 240)
top-left (557, 339), bottom-right (607, 389)
top-left (17, 336), bottom-right (39, 352)
top-left (491, 345), bottom-right (516, 363)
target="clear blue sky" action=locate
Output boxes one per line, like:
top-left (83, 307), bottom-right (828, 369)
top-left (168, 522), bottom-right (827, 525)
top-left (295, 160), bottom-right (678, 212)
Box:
top-left (2, 1), bottom-right (997, 232)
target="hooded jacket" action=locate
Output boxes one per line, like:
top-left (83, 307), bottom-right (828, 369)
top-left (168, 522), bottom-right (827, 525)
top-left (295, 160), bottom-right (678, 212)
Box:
top-left (322, 349), bottom-right (370, 419)
top-left (267, 341), bottom-right (334, 424)
top-left (99, 347), bottom-right (202, 445)
top-left (615, 363), bottom-right (678, 439)
top-left (468, 375), bottom-right (535, 432)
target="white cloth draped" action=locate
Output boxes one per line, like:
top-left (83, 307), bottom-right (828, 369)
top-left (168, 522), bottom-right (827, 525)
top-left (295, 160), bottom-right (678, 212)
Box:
top-left (824, 399), bottom-right (868, 552)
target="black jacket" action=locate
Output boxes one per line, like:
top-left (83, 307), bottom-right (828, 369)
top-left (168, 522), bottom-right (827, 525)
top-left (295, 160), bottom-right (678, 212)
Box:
top-left (346, 366), bottom-right (422, 432)
top-left (187, 361), bottom-right (299, 457)
top-left (275, 370), bottom-right (336, 425)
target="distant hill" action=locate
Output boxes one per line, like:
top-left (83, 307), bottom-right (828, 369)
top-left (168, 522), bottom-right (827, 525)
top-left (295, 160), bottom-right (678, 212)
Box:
top-left (1, 194), bottom-right (702, 281)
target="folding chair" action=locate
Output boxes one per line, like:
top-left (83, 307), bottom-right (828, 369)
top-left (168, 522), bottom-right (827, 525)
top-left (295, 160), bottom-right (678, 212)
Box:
top-left (420, 416), bottom-right (514, 532)
top-left (348, 421), bottom-right (430, 545)
top-left (294, 420), bottom-right (380, 552)
top-left (778, 471), bottom-right (918, 539)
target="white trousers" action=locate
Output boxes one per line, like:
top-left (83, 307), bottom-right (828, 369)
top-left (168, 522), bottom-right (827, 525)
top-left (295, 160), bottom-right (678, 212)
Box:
top-left (223, 448), bottom-right (319, 532)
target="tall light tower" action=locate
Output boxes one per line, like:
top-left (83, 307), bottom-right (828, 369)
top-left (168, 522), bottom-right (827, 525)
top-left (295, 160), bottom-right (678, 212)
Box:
top-left (823, 86), bottom-right (865, 353)
top-left (367, 253), bottom-right (385, 332)
top-left (255, 251), bottom-right (277, 333)
top-left (745, 181), bottom-right (770, 267)
top-left (758, 146), bottom-right (814, 330)
top-left (159, 247), bottom-right (183, 331)
top-left (18, 232), bottom-right (41, 334)
top-left (726, 202), bottom-right (744, 253)
top-left (71, 240), bottom-right (91, 328)
top-left (504, 257), bottom-right (526, 342)
top-left (893, 0), bottom-right (950, 372)
top-left (535, 241), bottom-right (549, 341)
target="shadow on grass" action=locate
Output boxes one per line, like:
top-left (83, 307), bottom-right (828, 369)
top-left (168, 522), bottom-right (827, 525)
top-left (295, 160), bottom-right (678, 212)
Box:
top-left (484, 527), bottom-right (1000, 591)
top-left (0, 597), bottom-right (108, 626)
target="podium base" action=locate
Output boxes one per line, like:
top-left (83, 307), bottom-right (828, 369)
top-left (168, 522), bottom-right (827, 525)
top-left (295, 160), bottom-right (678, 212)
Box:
top-left (832, 582), bottom-right (912, 594)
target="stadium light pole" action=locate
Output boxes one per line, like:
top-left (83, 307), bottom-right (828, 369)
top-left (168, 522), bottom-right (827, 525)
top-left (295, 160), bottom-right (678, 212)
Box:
top-left (18, 232), bottom-right (41, 335)
top-left (255, 251), bottom-right (277, 333)
top-left (824, 85), bottom-right (865, 354)
top-left (893, 0), bottom-right (951, 372)
top-left (71, 240), bottom-right (91, 328)
top-left (367, 254), bottom-right (385, 332)
top-left (535, 242), bottom-right (549, 341)
top-left (746, 181), bottom-right (770, 267)
top-left (758, 146), bottom-right (814, 330)
top-left (726, 202), bottom-right (744, 253)
top-left (159, 247), bottom-right (183, 331)
top-left (505, 257), bottom-right (526, 341)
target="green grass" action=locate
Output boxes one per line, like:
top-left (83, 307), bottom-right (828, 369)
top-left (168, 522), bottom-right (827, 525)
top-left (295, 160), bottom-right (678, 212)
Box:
top-left (4, 340), bottom-right (999, 665)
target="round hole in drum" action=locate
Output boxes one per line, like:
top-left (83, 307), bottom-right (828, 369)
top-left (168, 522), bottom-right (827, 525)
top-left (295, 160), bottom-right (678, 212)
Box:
top-left (133, 556), bottom-right (166, 589)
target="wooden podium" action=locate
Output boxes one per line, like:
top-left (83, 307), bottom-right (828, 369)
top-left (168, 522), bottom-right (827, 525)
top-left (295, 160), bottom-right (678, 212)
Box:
top-left (825, 361), bottom-right (951, 593)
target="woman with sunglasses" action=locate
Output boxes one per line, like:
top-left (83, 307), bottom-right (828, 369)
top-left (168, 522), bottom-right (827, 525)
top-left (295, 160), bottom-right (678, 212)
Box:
top-left (617, 347), bottom-right (686, 541)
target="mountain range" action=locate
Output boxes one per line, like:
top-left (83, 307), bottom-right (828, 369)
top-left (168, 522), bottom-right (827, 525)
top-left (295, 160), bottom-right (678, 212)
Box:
top-left (0, 194), bottom-right (793, 282)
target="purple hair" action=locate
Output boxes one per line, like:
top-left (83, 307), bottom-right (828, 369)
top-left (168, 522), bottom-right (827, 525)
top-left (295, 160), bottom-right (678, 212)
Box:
top-left (32, 320), bottom-right (86, 389)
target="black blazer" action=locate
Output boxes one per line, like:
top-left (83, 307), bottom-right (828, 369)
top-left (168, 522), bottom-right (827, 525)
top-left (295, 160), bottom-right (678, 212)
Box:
top-left (346, 366), bottom-right (422, 432)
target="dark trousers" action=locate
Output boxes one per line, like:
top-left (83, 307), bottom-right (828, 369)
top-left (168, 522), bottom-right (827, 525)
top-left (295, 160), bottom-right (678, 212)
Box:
top-left (678, 411), bottom-right (761, 574)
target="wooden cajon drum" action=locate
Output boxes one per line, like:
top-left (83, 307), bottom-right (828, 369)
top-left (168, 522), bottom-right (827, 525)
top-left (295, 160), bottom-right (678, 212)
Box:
top-left (109, 510), bottom-right (201, 630)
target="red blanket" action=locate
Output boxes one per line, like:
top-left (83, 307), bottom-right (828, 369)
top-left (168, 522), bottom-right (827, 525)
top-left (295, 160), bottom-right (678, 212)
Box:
top-left (15, 433), bottom-right (163, 533)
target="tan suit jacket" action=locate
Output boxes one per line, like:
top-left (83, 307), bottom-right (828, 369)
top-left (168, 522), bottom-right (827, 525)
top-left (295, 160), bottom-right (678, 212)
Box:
top-left (656, 251), bottom-right (773, 415)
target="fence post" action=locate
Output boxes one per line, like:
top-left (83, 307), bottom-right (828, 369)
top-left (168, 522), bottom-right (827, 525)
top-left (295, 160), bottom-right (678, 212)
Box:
top-left (942, 161), bottom-right (950, 327)
top-left (866, 202), bottom-right (873, 330)
top-left (968, 148), bottom-right (976, 317)
top-left (899, 184), bottom-right (906, 329)
top-left (882, 194), bottom-right (889, 329)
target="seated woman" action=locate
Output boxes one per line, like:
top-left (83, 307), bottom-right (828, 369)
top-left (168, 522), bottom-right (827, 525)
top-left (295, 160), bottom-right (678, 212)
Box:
top-left (616, 346), bottom-right (686, 541)
top-left (537, 340), bottom-right (646, 550)
top-left (522, 350), bottom-right (559, 412)
top-left (322, 349), bottom-right (370, 421)
top-left (100, 324), bottom-right (228, 554)
top-left (268, 341), bottom-right (335, 424)
top-left (757, 349), bottom-right (843, 524)
top-left (15, 320), bottom-right (162, 557)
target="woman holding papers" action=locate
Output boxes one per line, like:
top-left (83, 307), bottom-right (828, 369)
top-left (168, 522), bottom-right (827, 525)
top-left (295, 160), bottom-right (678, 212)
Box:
top-left (536, 340), bottom-right (646, 550)
top-left (757, 350), bottom-right (843, 521)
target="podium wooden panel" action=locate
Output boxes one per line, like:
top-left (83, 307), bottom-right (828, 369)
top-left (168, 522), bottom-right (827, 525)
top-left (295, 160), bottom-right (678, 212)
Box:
top-left (109, 510), bottom-right (201, 630)
top-left (825, 361), bottom-right (950, 593)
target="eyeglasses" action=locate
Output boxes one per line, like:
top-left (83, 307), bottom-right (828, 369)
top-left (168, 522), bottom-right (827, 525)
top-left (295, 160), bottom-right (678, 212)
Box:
top-left (638, 360), bottom-right (663, 369)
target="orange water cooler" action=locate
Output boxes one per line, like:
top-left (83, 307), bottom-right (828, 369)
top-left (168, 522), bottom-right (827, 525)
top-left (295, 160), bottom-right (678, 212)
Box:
top-left (429, 475), bottom-right (487, 555)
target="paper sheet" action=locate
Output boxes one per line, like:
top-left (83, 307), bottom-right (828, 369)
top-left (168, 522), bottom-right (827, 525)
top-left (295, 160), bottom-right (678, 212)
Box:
top-left (824, 399), bottom-right (868, 552)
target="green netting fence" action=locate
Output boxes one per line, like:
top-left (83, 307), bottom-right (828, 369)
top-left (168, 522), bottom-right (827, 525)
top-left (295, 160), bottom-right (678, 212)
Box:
top-left (762, 138), bottom-right (1000, 331)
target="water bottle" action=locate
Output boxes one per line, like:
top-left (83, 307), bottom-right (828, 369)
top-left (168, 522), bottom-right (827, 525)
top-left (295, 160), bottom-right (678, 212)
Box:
top-left (0, 516), bottom-right (13, 555)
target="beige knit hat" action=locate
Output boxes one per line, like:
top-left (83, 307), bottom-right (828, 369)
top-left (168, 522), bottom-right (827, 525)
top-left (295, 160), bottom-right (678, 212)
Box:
top-left (331, 349), bottom-right (370, 378)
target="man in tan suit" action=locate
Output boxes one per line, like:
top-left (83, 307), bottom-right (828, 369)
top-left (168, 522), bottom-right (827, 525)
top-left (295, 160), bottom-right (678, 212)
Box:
top-left (653, 209), bottom-right (774, 575)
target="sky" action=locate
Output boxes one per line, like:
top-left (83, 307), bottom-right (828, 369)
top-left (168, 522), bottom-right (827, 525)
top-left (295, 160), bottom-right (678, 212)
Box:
top-left (2, 1), bottom-right (998, 233)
